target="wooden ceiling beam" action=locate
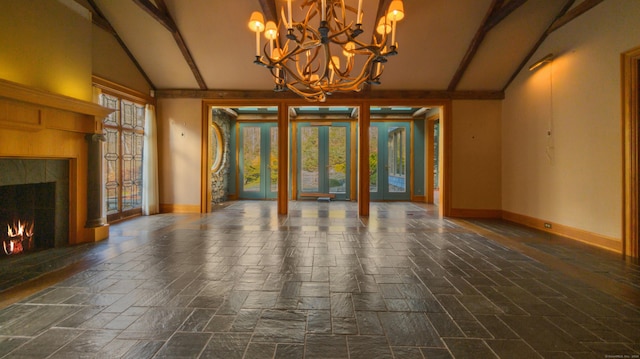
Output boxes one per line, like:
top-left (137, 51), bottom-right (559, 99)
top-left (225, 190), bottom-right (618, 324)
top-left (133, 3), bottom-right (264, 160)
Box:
top-left (447, 0), bottom-right (506, 91)
top-left (547, 0), bottom-right (604, 34)
top-left (502, 0), bottom-right (576, 91)
top-left (132, 0), bottom-right (176, 31)
top-left (86, 0), bottom-right (156, 89)
top-left (154, 89), bottom-right (505, 100)
top-left (258, 0), bottom-right (278, 23)
top-left (484, 0), bottom-right (527, 31)
top-left (133, 0), bottom-right (208, 90)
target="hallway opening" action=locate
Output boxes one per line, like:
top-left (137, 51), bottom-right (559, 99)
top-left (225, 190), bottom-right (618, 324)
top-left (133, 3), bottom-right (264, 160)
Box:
top-left (202, 102), bottom-right (448, 216)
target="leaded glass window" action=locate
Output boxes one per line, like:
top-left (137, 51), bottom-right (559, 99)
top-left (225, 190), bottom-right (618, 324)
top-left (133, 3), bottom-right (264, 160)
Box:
top-left (100, 93), bottom-right (145, 222)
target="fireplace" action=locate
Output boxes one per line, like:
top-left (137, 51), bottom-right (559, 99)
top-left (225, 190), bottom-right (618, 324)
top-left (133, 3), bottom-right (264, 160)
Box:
top-left (0, 78), bottom-right (113, 246)
top-left (0, 159), bottom-right (69, 257)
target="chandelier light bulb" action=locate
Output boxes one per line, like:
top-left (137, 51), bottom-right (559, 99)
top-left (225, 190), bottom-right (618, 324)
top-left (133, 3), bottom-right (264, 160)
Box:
top-left (248, 11), bottom-right (265, 32)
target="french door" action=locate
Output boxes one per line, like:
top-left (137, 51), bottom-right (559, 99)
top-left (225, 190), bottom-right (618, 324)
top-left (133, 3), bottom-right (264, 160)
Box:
top-left (297, 122), bottom-right (351, 200)
top-left (238, 123), bottom-right (278, 199)
top-left (369, 121), bottom-right (411, 201)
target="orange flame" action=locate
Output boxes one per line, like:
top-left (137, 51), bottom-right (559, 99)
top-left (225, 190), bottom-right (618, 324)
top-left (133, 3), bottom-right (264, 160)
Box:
top-left (3, 220), bottom-right (34, 255)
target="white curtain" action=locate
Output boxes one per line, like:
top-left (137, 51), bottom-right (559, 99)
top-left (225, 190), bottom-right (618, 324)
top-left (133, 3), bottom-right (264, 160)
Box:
top-left (142, 104), bottom-right (159, 215)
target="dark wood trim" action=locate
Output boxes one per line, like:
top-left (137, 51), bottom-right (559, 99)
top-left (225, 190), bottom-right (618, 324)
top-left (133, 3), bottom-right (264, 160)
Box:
top-left (447, 0), bottom-right (505, 91)
top-left (547, 0), bottom-right (605, 34)
top-left (86, 0), bottom-right (156, 90)
top-left (502, 0), bottom-right (575, 92)
top-left (155, 89), bottom-right (504, 100)
top-left (358, 103), bottom-right (370, 216)
top-left (277, 102), bottom-right (289, 215)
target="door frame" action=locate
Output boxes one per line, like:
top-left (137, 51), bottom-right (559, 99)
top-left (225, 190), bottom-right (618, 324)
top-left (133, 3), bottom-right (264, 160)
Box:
top-left (622, 46), bottom-right (640, 259)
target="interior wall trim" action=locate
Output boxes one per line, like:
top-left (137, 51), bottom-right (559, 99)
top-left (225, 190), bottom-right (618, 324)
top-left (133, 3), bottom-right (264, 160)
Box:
top-left (622, 45), bottom-right (640, 259)
top-left (502, 211), bottom-right (621, 254)
top-left (449, 208), bottom-right (502, 218)
top-left (92, 75), bottom-right (155, 104)
top-left (160, 203), bottom-right (200, 214)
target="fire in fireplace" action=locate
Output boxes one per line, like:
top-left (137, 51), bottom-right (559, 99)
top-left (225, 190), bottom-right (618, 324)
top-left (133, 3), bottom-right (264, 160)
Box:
top-left (0, 181), bottom-right (56, 257)
top-left (3, 220), bottom-right (34, 255)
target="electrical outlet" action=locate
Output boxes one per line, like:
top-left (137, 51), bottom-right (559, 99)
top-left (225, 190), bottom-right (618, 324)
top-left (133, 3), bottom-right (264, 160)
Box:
top-left (544, 223), bottom-right (552, 229)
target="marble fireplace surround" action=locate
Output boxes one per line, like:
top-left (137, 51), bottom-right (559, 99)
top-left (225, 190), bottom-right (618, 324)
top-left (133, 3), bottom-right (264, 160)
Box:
top-left (0, 78), bottom-right (113, 245)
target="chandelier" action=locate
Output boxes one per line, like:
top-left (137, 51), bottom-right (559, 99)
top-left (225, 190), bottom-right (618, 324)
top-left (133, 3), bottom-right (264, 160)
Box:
top-left (248, 0), bottom-right (405, 102)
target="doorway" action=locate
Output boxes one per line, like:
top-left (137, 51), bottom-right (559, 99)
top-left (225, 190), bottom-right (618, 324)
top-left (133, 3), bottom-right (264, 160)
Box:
top-left (297, 122), bottom-right (351, 200)
top-left (202, 101), bottom-right (451, 217)
top-left (369, 121), bottom-right (411, 201)
top-left (238, 122), bottom-right (278, 199)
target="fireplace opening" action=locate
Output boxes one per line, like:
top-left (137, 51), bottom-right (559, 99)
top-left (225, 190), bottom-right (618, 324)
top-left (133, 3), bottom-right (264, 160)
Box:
top-left (0, 182), bottom-right (56, 257)
top-left (0, 159), bottom-right (69, 258)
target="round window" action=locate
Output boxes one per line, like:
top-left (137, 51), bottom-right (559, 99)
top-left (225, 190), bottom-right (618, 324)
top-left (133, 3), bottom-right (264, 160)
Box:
top-left (211, 123), bottom-right (223, 172)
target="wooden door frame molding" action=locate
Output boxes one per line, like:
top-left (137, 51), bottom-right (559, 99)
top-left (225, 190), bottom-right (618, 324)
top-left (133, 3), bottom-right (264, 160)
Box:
top-left (622, 46), bottom-right (640, 258)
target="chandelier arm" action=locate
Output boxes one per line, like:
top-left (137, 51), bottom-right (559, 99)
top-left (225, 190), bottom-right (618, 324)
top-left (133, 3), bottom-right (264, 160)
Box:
top-left (286, 82), bottom-right (326, 102)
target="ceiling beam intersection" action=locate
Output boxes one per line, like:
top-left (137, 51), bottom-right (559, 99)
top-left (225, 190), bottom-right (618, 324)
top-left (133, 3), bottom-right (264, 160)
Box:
top-left (85, 0), bottom-right (156, 90)
top-left (546, 0), bottom-right (605, 34)
top-left (484, 0), bottom-right (527, 31)
top-left (133, 0), bottom-right (208, 90)
top-left (447, 0), bottom-right (519, 91)
top-left (502, 0), bottom-right (576, 91)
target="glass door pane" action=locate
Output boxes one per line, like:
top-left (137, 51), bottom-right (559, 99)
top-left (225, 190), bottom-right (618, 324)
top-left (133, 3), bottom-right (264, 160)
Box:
top-left (242, 126), bottom-right (261, 192)
top-left (328, 127), bottom-right (346, 194)
top-left (239, 123), bottom-right (278, 199)
top-left (300, 126), bottom-right (319, 193)
top-left (387, 126), bottom-right (407, 193)
top-left (369, 126), bottom-right (379, 193)
top-left (269, 127), bottom-right (278, 193)
top-left (370, 122), bottom-right (410, 201)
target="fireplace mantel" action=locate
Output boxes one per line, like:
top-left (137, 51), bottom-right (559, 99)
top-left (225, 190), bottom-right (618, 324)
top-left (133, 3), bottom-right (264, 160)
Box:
top-left (0, 78), bottom-right (114, 245)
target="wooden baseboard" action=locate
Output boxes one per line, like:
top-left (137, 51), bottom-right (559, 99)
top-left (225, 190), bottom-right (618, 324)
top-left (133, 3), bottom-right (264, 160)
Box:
top-left (160, 203), bottom-right (201, 214)
top-left (449, 208), bottom-right (502, 218)
top-left (412, 195), bottom-right (427, 202)
top-left (502, 211), bottom-right (622, 253)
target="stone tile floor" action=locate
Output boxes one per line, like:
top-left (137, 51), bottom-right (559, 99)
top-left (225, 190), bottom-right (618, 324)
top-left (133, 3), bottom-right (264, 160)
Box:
top-left (0, 201), bottom-right (639, 358)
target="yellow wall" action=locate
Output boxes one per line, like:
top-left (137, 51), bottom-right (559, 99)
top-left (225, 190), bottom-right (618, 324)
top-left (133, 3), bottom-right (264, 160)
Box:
top-left (451, 100), bottom-right (502, 212)
top-left (502, 0), bottom-right (640, 242)
top-left (92, 25), bottom-right (151, 95)
top-left (0, 0), bottom-right (92, 101)
top-left (157, 98), bottom-right (203, 210)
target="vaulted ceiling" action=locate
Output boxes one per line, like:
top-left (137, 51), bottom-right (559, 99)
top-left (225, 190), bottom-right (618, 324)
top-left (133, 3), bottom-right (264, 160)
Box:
top-left (79, 0), bottom-right (604, 98)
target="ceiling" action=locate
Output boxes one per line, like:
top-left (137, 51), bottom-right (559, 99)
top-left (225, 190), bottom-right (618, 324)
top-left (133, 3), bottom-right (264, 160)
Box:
top-left (80, 0), bottom-right (602, 98)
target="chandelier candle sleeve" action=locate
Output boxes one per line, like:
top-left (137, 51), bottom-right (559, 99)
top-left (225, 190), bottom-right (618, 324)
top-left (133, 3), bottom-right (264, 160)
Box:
top-left (248, 11), bottom-right (265, 57)
top-left (248, 0), bottom-right (405, 102)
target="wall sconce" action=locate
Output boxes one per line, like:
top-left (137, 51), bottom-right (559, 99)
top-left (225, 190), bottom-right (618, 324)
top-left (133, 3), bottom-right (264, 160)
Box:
top-left (529, 53), bottom-right (554, 71)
